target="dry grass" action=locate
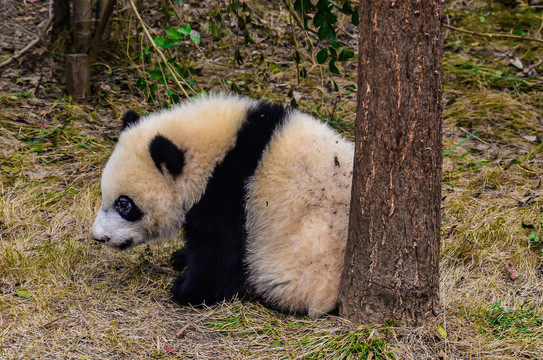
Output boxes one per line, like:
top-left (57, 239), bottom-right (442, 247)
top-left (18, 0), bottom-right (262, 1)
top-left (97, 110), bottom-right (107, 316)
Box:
top-left (1, 0), bottom-right (543, 359)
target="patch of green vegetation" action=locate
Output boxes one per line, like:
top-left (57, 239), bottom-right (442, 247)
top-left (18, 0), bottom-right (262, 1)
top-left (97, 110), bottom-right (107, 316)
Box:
top-left (477, 301), bottom-right (543, 340)
top-left (295, 331), bottom-right (393, 360)
top-left (443, 90), bottom-right (540, 145)
top-left (443, 2), bottom-right (543, 101)
top-left (204, 304), bottom-right (394, 359)
top-left (495, 9), bottom-right (542, 36)
top-left (444, 57), bottom-right (536, 91)
top-left (525, 220), bottom-right (543, 251)
top-left (447, 4), bottom-right (543, 38)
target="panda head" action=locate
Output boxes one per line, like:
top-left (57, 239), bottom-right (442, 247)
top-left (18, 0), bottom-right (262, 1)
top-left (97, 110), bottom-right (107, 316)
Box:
top-left (91, 110), bottom-right (188, 250)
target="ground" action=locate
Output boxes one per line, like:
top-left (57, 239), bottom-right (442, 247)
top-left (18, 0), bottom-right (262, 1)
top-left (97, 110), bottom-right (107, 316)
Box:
top-left (1, 0), bottom-right (542, 359)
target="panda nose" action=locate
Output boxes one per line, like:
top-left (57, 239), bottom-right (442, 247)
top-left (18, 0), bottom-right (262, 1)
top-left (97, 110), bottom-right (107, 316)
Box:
top-left (94, 235), bottom-right (110, 243)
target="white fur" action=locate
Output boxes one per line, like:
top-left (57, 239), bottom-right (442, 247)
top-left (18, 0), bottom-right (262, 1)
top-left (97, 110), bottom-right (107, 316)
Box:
top-left (245, 111), bottom-right (353, 317)
top-left (91, 208), bottom-right (147, 248)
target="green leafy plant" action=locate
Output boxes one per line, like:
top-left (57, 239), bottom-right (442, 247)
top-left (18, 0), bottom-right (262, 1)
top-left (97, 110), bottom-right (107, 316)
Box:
top-left (229, 1), bottom-right (257, 44)
top-left (134, 24), bottom-right (200, 104)
top-left (525, 220), bottom-right (543, 251)
top-left (293, 0), bottom-right (357, 76)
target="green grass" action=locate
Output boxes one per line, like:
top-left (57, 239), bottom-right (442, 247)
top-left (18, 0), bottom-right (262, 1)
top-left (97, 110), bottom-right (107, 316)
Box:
top-left (482, 301), bottom-right (543, 340)
top-left (204, 304), bottom-right (394, 359)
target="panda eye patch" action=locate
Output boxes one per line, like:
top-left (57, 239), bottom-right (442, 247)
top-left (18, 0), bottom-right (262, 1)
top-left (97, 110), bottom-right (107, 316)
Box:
top-left (115, 196), bottom-right (143, 222)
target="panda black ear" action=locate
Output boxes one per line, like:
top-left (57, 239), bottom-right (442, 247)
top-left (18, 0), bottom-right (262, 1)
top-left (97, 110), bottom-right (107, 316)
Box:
top-left (149, 135), bottom-right (185, 177)
top-left (121, 110), bottom-right (141, 131)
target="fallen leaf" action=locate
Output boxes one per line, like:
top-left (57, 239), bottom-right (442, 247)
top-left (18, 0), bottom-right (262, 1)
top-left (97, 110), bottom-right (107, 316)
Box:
top-left (517, 191), bottom-right (538, 206)
top-left (437, 323), bottom-right (447, 340)
top-left (510, 57), bottom-right (523, 70)
top-left (164, 346), bottom-right (176, 355)
top-left (522, 135), bottom-right (537, 143)
top-left (13, 116), bottom-right (49, 128)
top-left (505, 262), bottom-right (519, 280)
top-left (24, 171), bottom-right (48, 180)
top-left (16, 290), bottom-right (34, 298)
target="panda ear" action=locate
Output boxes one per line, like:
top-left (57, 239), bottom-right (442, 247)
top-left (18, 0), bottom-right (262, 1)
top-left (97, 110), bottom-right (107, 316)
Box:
top-left (121, 110), bottom-right (141, 131)
top-left (149, 135), bottom-right (185, 177)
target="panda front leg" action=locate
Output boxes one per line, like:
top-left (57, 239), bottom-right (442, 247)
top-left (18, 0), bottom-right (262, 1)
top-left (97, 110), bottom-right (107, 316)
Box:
top-left (170, 248), bottom-right (244, 306)
top-left (170, 215), bottom-right (245, 306)
top-left (170, 247), bottom-right (189, 271)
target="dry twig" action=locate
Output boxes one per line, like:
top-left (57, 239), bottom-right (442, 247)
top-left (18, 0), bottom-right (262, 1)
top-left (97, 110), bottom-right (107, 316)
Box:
top-left (444, 24), bottom-right (543, 44)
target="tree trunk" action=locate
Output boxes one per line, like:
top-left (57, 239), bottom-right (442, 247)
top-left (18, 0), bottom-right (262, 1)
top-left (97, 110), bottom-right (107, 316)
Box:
top-left (96, 0), bottom-right (115, 43)
top-left (90, 0), bottom-right (117, 63)
top-left (52, 0), bottom-right (71, 38)
top-left (66, 54), bottom-right (90, 99)
top-left (73, 0), bottom-right (93, 53)
top-left (338, 0), bottom-right (444, 327)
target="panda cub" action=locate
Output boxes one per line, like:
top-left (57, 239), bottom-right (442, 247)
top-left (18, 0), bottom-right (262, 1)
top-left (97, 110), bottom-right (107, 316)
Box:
top-left (91, 94), bottom-right (354, 317)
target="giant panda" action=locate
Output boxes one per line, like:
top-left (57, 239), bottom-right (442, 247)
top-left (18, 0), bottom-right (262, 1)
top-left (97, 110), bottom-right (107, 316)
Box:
top-left (91, 94), bottom-right (354, 317)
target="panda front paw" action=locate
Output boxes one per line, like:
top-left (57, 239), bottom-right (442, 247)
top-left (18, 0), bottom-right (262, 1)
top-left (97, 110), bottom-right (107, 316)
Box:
top-left (170, 274), bottom-right (194, 305)
top-left (170, 263), bottom-right (243, 307)
top-left (170, 248), bottom-right (189, 271)
top-left (170, 274), bottom-right (211, 306)
top-left (171, 272), bottom-right (232, 307)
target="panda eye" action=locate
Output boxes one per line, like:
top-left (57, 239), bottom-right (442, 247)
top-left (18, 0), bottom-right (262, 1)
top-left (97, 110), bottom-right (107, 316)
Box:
top-left (115, 196), bottom-right (143, 222)
top-left (117, 197), bottom-right (131, 213)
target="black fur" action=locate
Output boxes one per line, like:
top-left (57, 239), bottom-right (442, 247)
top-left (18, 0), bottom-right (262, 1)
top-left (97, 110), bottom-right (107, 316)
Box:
top-left (170, 102), bottom-right (287, 306)
top-left (121, 110), bottom-right (141, 131)
top-left (170, 247), bottom-right (188, 271)
top-left (149, 135), bottom-right (185, 177)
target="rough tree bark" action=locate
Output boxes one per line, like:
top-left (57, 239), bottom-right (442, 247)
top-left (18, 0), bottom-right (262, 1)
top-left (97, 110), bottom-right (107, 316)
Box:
top-left (73, 0), bottom-right (93, 53)
top-left (90, 0), bottom-right (117, 62)
top-left (338, 0), bottom-right (444, 326)
top-left (66, 54), bottom-right (90, 99)
top-left (67, 0), bottom-right (92, 100)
